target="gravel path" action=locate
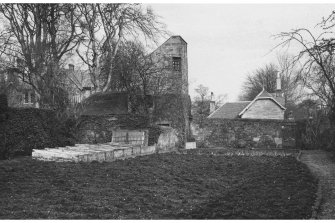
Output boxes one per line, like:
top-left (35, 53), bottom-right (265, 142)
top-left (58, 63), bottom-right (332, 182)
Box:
top-left (299, 150), bottom-right (335, 219)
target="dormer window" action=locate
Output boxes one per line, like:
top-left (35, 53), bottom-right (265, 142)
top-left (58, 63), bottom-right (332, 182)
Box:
top-left (172, 57), bottom-right (181, 71)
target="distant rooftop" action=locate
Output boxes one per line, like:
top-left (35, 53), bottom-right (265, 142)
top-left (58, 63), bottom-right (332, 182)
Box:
top-left (208, 101), bottom-right (251, 119)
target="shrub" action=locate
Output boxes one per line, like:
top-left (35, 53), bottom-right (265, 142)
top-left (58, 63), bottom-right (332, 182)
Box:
top-left (0, 94), bottom-right (8, 122)
top-left (0, 108), bottom-right (76, 160)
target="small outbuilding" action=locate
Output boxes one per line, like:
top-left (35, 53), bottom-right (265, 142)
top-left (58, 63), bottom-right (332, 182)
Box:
top-left (208, 88), bottom-right (286, 120)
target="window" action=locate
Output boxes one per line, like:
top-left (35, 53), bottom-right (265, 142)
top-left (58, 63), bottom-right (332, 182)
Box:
top-left (172, 57), bottom-right (181, 71)
top-left (24, 91), bottom-right (29, 104)
top-left (30, 92), bottom-right (35, 103)
top-left (24, 91), bottom-right (35, 104)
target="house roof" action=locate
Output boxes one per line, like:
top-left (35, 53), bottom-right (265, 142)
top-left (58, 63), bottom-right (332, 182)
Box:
top-left (238, 88), bottom-right (286, 117)
top-left (149, 35), bottom-right (187, 56)
top-left (271, 93), bottom-right (285, 106)
top-left (258, 90), bottom-right (274, 98)
top-left (208, 101), bottom-right (251, 119)
top-left (171, 35), bottom-right (187, 44)
top-left (209, 88), bottom-right (287, 119)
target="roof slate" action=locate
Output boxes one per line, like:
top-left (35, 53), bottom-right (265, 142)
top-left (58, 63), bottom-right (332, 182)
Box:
top-left (208, 101), bottom-right (251, 119)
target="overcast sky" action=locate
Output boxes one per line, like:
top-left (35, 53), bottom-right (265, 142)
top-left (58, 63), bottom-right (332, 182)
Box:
top-left (148, 4), bottom-right (334, 101)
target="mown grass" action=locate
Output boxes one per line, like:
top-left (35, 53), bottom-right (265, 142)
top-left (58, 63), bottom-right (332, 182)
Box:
top-left (0, 153), bottom-right (317, 219)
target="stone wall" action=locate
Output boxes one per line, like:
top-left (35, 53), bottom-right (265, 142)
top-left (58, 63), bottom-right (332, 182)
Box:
top-left (156, 127), bottom-right (179, 153)
top-left (152, 94), bottom-right (192, 147)
top-left (241, 99), bottom-right (285, 120)
top-left (76, 114), bottom-right (149, 144)
top-left (76, 93), bottom-right (191, 148)
top-left (151, 36), bottom-right (188, 95)
top-left (197, 118), bottom-right (297, 149)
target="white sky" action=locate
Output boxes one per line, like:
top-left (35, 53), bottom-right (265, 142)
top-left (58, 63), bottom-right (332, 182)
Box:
top-left (148, 4), bottom-right (334, 101)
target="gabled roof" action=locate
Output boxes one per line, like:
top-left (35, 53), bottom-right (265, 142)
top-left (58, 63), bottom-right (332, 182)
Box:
top-left (171, 35), bottom-right (187, 44)
top-left (238, 88), bottom-right (286, 117)
top-left (258, 90), bottom-right (274, 98)
top-left (208, 101), bottom-right (251, 119)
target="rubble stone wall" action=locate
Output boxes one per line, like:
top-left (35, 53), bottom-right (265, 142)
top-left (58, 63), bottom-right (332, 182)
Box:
top-left (197, 118), bottom-right (297, 149)
top-left (76, 114), bottom-right (149, 144)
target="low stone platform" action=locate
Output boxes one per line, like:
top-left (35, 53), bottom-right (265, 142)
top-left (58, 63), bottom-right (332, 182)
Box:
top-left (32, 143), bottom-right (156, 163)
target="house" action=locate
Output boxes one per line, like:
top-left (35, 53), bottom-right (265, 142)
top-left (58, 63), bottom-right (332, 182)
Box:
top-left (0, 68), bottom-right (39, 108)
top-left (63, 64), bottom-right (94, 105)
top-left (1, 62), bottom-right (93, 108)
top-left (209, 75), bottom-right (286, 120)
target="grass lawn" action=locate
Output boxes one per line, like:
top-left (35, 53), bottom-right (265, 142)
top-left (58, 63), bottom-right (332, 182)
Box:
top-left (0, 153), bottom-right (317, 219)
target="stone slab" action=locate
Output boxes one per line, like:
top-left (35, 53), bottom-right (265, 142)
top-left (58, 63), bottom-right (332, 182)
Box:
top-left (33, 143), bottom-right (166, 163)
top-left (141, 146), bottom-right (156, 155)
top-left (185, 142), bottom-right (196, 150)
top-left (124, 148), bottom-right (133, 157)
top-left (132, 147), bottom-right (141, 155)
top-left (114, 149), bottom-right (124, 158)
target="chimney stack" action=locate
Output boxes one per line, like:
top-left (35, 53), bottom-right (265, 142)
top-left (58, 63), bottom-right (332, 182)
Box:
top-left (276, 72), bottom-right (282, 97)
top-left (209, 92), bottom-right (215, 114)
top-left (68, 64), bottom-right (74, 71)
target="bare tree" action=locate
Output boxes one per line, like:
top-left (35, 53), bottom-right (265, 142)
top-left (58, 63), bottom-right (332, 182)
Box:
top-left (192, 84), bottom-right (227, 128)
top-left (111, 40), bottom-right (172, 114)
top-left (276, 54), bottom-right (305, 104)
top-left (239, 63), bottom-right (279, 101)
top-left (0, 3), bottom-right (82, 108)
top-left (239, 57), bottom-right (303, 105)
top-left (275, 12), bottom-right (335, 122)
top-left (76, 3), bottom-right (166, 93)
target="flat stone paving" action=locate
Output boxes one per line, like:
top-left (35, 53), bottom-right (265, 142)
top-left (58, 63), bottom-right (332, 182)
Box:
top-left (299, 150), bottom-right (335, 219)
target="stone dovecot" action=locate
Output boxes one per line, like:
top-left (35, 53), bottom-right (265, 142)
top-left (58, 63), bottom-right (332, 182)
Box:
top-left (77, 35), bottom-right (193, 147)
top-left (150, 35), bottom-right (188, 95)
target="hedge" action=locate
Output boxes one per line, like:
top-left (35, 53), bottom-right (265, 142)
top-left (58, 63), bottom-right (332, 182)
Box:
top-left (0, 108), bottom-right (76, 159)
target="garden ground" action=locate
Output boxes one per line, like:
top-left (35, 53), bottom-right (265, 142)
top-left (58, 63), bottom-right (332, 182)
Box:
top-left (0, 152), bottom-right (317, 219)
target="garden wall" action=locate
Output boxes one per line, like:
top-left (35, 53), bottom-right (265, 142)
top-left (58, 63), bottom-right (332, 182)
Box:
top-left (76, 114), bottom-right (150, 144)
top-left (197, 118), bottom-right (297, 149)
top-left (77, 93), bottom-right (191, 148)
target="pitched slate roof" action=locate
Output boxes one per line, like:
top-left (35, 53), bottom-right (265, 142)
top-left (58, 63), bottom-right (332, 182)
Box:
top-left (208, 101), bottom-right (251, 119)
top-left (238, 89), bottom-right (286, 117)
